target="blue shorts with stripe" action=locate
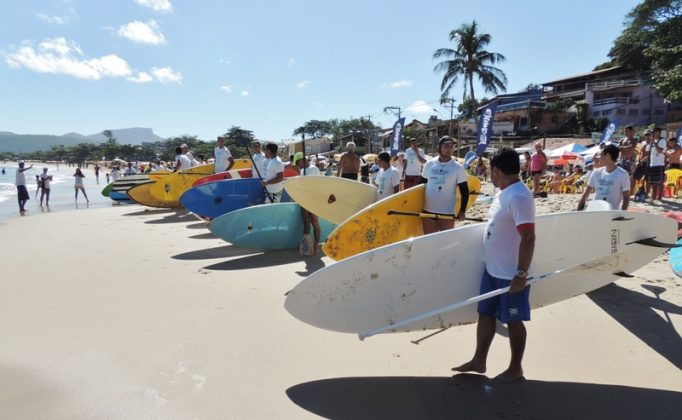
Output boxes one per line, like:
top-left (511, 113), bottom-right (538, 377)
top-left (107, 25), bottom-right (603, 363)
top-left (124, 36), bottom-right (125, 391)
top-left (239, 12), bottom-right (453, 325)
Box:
top-left (477, 270), bottom-right (531, 323)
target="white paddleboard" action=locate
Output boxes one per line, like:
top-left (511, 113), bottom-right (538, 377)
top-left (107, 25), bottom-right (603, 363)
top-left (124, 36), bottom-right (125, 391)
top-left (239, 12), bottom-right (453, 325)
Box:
top-left (586, 200), bottom-right (613, 211)
top-left (283, 176), bottom-right (378, 225)
top-left (285, 211), bottom-right (675, 334)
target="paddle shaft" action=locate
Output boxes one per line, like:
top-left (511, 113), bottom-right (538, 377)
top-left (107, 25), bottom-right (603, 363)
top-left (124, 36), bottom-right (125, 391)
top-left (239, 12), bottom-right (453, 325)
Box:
top-left (387, 209), bottom-right (485, 223)
top-left (358, 253), bottom-right (627, 340)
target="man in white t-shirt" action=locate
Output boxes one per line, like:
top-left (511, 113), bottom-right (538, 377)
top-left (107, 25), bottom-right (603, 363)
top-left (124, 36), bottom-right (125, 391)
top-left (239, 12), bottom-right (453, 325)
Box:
top-left (261, 143), bottom-right (284, 203)
top-left (250, 142), bottom-right (266, 178)
top-left (577, 144), bottom-right (630, 211)
top-left (645, 127), bottom-right (668, 202)
top-left (214, 136), bottom-right (235, 173)
top-left (293, 152), bottom-right (321, 253)
top-left (39, 167), bottom-right (53, 206)
top-left (403, 138), bottom-right (427, 189)
top-left (173, 146), bottom-right (192, 173)
top-left (454, 147), bottom-right (535, 384)
top-left (375, 152), bottom-right (400, 200)
top-left (181, 144), bottom-right (199, 167)
top-left (421, 136), bottom-right (469, 234)
top-left (123, 162), bottom-right (138, 176)
top-left (15, 160), bottom-right (33, 212)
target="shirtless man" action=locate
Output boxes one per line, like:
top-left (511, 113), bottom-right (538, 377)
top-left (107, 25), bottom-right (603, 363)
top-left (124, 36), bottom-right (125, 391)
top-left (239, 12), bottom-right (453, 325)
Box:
top-left (618, 125), bottom-right (637, 192)
top-left (666, 137), bottom-right (682, 170)
top-left (336, 142), bottom-right (361, 180)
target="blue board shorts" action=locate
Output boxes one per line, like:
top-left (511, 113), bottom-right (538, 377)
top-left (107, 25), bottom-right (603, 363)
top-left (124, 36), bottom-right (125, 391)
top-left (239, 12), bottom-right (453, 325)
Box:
top-left (477, 270), bottom-right (531, 323)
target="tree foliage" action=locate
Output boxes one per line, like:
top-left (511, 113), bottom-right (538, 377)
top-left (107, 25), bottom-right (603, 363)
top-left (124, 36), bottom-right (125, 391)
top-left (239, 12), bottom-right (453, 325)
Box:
top-left (433, 20), bottom-right (507, 103)
top-left (608, 0), bottom-right (682, 100)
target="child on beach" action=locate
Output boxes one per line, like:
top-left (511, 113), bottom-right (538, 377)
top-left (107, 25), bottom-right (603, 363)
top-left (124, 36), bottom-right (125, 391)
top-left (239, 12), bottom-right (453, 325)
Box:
top-left (74, 168), bottom-right (89, 202)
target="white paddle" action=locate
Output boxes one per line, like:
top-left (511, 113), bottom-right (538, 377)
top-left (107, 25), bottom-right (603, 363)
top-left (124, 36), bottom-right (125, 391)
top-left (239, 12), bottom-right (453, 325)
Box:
top-left (358, 253), bottom-right (629, 340)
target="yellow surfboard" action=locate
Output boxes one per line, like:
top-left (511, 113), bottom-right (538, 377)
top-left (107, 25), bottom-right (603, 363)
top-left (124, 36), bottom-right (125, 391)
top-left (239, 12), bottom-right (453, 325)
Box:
top-left (148, 160), bottom-right (251, 207)
top-left (127, 181), bottom-right (178, 208)
top-left (322, 175), bottom-right (481, 261)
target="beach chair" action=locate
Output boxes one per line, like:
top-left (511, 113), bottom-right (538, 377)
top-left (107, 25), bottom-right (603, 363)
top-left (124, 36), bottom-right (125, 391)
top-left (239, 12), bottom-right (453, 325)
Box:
top-left (665, 169), bottom-right (682, 197)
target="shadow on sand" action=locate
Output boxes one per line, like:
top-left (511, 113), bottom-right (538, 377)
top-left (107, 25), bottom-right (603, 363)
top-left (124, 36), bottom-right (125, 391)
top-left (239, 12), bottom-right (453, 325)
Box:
top-left (294, 254), bottom-right (327, 277)
top-left (587, 282), bottom-right (682, 370)
top-left (188, 232), bottom-right (216, 240)
top-left (286, 374), bottom-right (682, 420)
top-left (122, 208), bottom-right (176, 217)
top-left (143, 210), bottom-right (193, 224)
top-left (172, 245), bottom-right (256, 260)
top-left (186, 221), bottom-right (209, 230)
top-left (203, 250), bottom-right (301, 271)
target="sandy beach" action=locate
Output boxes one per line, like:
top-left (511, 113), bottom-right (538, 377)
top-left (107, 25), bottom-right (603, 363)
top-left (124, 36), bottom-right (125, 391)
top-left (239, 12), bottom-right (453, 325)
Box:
top-left (1, 185), bottom-right (682, 419)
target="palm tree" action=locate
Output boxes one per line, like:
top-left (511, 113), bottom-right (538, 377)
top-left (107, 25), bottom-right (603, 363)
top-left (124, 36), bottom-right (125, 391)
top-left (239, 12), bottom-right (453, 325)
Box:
top-left (433, 20), bottom-right (508, 103)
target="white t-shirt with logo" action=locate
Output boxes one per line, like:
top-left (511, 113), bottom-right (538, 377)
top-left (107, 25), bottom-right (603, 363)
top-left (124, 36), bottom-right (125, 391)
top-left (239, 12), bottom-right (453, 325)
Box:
top-left (404, 148), bottom-right (427, 176)
top-left (421, 158), bottom-right (468, 214)
top-left (263, 157), bottom-right (284, 193)
top-left (214, 146), bottom-right (233, 173)
top-left (587, 166), bottom-right (630, 210)
top-left (175, 154), bottom-right (192, 171)
top-left (252, 152), bottom-right (266, 178)
top-left (647, 138), bottom-right (667, 167)
top-left (483, 181), bottom-right (535, 280)
top-left (376, 166), bottom-right (401, 200)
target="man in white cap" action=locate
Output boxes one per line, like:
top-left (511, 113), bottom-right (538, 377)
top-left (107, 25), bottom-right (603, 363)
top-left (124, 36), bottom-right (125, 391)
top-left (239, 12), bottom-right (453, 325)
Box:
top-left (15, 160), bottom-right (33, 213)
top-left (181, 144), bottom-right (199, 167)
top-left (336, 141), bottom-right (361, 180)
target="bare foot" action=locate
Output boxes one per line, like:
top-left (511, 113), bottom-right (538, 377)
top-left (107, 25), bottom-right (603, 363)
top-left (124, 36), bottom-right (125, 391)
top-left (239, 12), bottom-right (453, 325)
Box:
top-left (493, 369), bottom-right (524, 383)
top-left (451, 360), bottom-right (486, 374)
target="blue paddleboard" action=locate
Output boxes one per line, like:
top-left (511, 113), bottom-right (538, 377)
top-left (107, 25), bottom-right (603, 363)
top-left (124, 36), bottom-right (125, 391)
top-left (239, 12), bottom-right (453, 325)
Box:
top-left (668, 238), bottom-right (682, 278)
top-left (179, 178), bottom-right (290, 219)
top-left (208, 203), bottom-right (336, 250)
top-left (464, 151), bottom-right (477, 169)
top-left (109, 191), bottom-right (133, 202)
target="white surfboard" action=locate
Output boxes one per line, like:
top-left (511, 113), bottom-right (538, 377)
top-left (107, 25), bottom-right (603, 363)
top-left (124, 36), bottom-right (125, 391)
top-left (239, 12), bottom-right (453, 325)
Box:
top-left (283, 176), bottom-right (378, 225)
top-left (285, 211), bottom-right (675, 334)
top-left (586, 200), bottom-right (613, 211)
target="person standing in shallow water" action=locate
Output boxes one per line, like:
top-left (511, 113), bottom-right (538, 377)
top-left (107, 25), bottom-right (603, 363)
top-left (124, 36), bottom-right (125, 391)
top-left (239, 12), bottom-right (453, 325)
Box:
top-left (74, 167), bottom-right (89, 202)
top-left (15, 160), bottom-right (33, 213)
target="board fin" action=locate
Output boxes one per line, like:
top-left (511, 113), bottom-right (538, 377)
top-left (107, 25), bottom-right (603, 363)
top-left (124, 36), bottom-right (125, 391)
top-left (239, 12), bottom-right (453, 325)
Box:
top-left (614, 271), bottom-right (634, 278)
top-left (626, 237), bottom-right (682, 248)
top-left (612, 216), bottom-right (634, 221)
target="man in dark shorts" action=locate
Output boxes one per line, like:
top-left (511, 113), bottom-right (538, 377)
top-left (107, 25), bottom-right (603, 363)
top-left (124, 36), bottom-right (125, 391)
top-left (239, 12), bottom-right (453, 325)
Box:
top-left (646, 127), bottom-right (667, 202)
top-left (15, 160), bottom-right (34, 213)
top-left (336, 141), bottom-right (361, 180)
top-left (453, 147), bottom-right (535, 383)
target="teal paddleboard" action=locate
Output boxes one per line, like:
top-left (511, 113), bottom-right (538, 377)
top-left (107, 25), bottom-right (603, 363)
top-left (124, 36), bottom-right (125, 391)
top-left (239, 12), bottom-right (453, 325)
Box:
top-left (208, 203), bottom-right (336, 250)
top-left (668, 238), bottom-right (682, 278)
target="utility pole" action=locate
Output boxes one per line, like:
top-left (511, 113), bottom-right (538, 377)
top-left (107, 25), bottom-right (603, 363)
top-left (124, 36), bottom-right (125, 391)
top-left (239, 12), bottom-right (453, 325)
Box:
top-left (383, 106), bottom-right (401, 120)
top-left (441, 98), bottom-right (457, 151)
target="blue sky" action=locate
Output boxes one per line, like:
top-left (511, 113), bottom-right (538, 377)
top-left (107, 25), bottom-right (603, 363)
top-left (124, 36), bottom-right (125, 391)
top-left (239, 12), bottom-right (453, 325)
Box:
top-left (0, 0), bottom-right (640, 141)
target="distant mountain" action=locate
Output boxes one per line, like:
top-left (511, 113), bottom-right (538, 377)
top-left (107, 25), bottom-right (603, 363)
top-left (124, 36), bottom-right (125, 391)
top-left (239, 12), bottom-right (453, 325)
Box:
top-left (0, 128), bottom-right (166, 153)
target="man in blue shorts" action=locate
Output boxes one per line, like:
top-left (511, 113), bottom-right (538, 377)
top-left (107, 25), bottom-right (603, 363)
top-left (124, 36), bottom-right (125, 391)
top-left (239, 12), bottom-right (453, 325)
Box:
top-left (453, 147), bottom-right (536, 383)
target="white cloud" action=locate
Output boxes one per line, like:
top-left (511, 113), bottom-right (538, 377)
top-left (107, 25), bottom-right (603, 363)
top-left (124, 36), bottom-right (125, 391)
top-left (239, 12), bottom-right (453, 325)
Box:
top-left (151, 66), bottom-right (182, 84)
top-left (296, 80), bottom-right (311, 89)
top-left (218, 58), bottom-right (232, 64)
top-left (241, 90), bottom-right (250, 97)
top-left (117, 20), bottom-right (166, 45)
top-left (288, 57), bottom-right (297, 67)
top-left (220, 85), bottom-right (233, 93)
top-left (134, 0), bottom-right (173, 13)
top-left (3, 37), bottom-right (181, 84)
top-left (406, 100), bottom-right (437, 114)
top-left (128, 72), bottom-right (153, 83)
top-left (381, 80), bottom-right (413, 89)
top-left (36, 13), bottom-right (67, 25)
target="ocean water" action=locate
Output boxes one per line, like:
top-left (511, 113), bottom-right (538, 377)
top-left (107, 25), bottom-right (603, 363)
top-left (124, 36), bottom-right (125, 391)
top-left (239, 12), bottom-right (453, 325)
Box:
top-left (0, 164), bottom-right (115, 225)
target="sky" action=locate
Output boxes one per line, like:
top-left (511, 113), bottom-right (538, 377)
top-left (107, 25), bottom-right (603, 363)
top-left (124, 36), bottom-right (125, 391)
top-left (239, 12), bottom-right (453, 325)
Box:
top-left (0, 0), bottom-right (641, 142)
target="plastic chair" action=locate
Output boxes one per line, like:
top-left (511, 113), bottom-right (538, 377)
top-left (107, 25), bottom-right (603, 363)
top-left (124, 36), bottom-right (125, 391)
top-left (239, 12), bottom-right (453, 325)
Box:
top-left (665, 169), bottom-right (682, 196)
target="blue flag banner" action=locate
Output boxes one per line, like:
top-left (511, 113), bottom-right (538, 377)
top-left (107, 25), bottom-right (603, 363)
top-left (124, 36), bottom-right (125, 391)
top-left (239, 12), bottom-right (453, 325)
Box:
top-left (476, 102), bottom-right (497, 156)
top-left (390, 117), bottom-right (405, 156)
top-left (677, 124), bottom-right (682, 146)
top-left (600, 118), bottom-right (620, 144)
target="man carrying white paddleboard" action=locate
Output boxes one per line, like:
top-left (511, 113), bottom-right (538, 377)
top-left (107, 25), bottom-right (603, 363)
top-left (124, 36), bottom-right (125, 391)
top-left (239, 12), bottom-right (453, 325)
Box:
top-left (293, 152), bottom-right (321, 255)
top-left (577, 144), bottom-right (630, 211)
top-left (421, 136), bottom-right (469, 234)
top-left (453, 147), bottom-right (535, 384)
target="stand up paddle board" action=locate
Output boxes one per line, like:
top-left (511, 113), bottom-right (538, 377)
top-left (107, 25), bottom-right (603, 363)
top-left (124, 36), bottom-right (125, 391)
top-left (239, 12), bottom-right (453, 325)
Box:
top-left (193, 167), bottom-right (298, 187)
top-left (108, 174), bottom-right (152, 202)
top-left (285, 211), bottom-right (675, 334)
top-left (101, 183), bottom-right (114, 197)
top-left (208, 203), bottom-right (336, 250)
top-left (669, 238), bottom-right (682, 278)
top-left (127, 181), bottom-right (178, 208)
top-left (148, 164), bottom-right (216, 207)
top-left (322, 176), bottom-right (481, 261)
top-left (283, 176), bottom-right (378, 225)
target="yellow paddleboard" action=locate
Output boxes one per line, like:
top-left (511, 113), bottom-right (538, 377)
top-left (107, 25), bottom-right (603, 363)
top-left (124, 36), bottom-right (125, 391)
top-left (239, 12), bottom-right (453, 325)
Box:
top-left (283, 176), bottom-right (378, 225)
top-left (323, 175), bottom-right (481, 261)
top-left (127, 181), bottom-right (178, 208)
top-left (147, 160), bottom-right (251, 207)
